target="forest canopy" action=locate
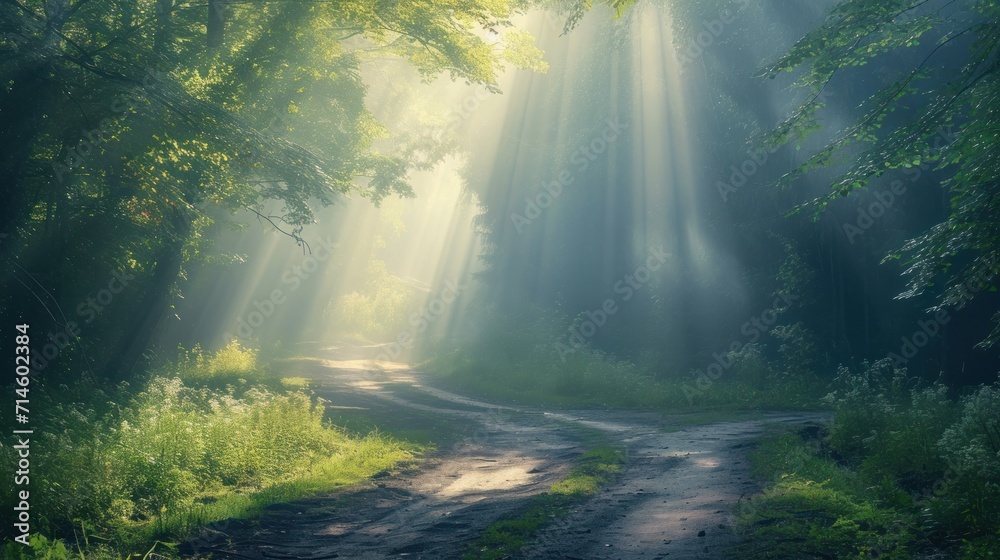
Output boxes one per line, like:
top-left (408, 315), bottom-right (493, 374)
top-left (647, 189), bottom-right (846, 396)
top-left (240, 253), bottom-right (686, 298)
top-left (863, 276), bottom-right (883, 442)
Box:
top-left (763, 0), bottom-right (1000, 346)
top-left (3, 1), bottom-right (1000, 558)
top-left (0, 0), bottom-right (554, 379)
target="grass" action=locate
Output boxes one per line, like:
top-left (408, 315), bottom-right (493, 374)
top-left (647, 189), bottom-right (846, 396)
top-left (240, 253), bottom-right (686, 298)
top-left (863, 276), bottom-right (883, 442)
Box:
top-left (420, 311), bottom-right (827, 413)
top-left (731, 431), bottom-right (917, 559)
top-left (464, 443), bottom-right (625, 560)
top-left (131, 431), bottom-right (413, 547)
top-left (424, 340), bottom-right (826, 413)
top-left (733, 363), bottom-right (1000, 559)
top-left (2, 342), bottom-right (418, 560)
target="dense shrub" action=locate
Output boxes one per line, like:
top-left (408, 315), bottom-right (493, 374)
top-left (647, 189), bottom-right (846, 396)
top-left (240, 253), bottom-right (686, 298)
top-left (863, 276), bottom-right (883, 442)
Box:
top-left (5, 342), bottom-right (411, 557)
top-left (741, 360), bottom-right (1000, 558)
top-left (727, 342), bottom-right (771, 389)
top-left (823, 359), bottom-right (956, 486)
top-left (425, 309), bottom-right (678, 408)
top-left (326, 259), bottom-right (418, 342)
top-left (173, 340), bottom-right (270, 390)
top-left (932, 385), bottom-right (1000, 541)
top-left (771, 322), bottom-right (818, 378)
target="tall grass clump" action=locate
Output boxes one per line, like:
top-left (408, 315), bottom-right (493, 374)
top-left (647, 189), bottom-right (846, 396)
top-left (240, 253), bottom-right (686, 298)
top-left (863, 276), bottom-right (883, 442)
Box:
top-left (425, 308), bottom-right (825, 411)
top-left (736, 359), bottom-right (1000, 558)
top-left (734, 432), bottom-right (916, 559)
top-left (1, 342), bottom-right (413, 559)
top-left (424, 309), bottom-right (679, 408)
top-left (824, 359), bottom-right (956, 488)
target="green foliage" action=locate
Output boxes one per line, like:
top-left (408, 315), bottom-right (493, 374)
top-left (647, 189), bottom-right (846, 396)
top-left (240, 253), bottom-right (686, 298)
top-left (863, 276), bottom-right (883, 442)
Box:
top-left (8, 343), bottom-right (412, 558)
top-left (326, 258), bottom-right (419, 342)
top-left (932, 385), bottom-right (1000, 539)
top-left (771, 323), bottom-right (818, 378)
top-left (940, 385), bottom-right (1000, 480)
top-left (541, 0), bottom-right (637, 35)
top-left (726, 342), bottom-right (772, 389)
top-left (764, 0), bottom-right (1000, 345)
top-left (735, 433), bottom-right (916, 559)
top-left (172, 340), bottom-right (271, 391)
top-left (823, 360), bottom-right (956, 484)
top-left (962, 531), bottom-right (1000, 559)
top-left (742, 365), bottom-right (1000, 557)
top-left (426, 308), bottom-right (825, 410)
top-left (1, 535), bottom-right (72, 560)
top-left (692, 332), bottom-right (820, 408)
top-left (500, 29), bottom-right (550, 72)
top-left (0, 0), bottom-right (555, 381)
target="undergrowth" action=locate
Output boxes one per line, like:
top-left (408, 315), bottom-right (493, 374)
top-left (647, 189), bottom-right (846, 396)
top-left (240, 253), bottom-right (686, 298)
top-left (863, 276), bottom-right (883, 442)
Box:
top-left (423, 309), bottom-right (825, 411)
top-left (734, 359), bottom-right (1000, 559)
top-left (1, 342), bottom-right (414, 559)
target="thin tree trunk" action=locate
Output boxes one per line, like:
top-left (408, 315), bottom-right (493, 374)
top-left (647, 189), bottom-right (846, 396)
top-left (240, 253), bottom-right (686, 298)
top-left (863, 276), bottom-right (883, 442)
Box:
top-left (109, 210), bottom-right (191, 380)
top-left (208, 0), bottom-right (225, 49)
top-left (155, 0), bottom-right (174, 54)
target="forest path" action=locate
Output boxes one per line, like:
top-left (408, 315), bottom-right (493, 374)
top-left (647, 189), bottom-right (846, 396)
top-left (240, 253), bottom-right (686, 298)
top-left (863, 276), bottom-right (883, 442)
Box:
top-left (181, 345), bottom-right (828, 559)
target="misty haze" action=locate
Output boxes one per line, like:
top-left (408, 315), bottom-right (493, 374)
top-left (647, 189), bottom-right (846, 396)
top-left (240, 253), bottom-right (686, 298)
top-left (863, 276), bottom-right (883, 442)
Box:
top-left (2, 0), bottom-right (999, 558)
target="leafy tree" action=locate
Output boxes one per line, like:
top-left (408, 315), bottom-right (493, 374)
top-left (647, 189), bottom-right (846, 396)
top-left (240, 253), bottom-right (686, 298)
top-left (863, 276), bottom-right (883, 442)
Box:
top-left (763, 0), bottom-right (1000, 346)
top-left (0, 0), bottom-right (548, 379)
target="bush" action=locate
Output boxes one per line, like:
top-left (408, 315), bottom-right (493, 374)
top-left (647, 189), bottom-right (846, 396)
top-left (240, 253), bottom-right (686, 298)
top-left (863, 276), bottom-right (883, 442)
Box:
top-left (771, 322), bottom-right (818, 378)
top-left (326, 259), bottom-right (418, 342)
top-left (940, 384), bottom-right (1000, 481)
top-left (760, 361), bottom-right (1000, 554)
top-left (16, 342), bottom-right (412, 557)
top-left (174, 340), bottom-right (272, 391)
top-left (734, 433), bottom-right (915, 559)
top-left (823, 359), bottom-right (956, 487)
top-left (425, 308), bottom-right (679, 408)
top-left (931, 383), bottom-right (1000, 539)
top-left (727, 342), bottom-right (771, 389)
top-left (107, 376), bottom-right (347, 518)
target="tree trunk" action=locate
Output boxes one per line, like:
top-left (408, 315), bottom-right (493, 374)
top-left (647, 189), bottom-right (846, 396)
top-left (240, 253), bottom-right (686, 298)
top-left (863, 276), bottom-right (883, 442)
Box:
top-left (208, 0), bottom-right (225, 50)
top-left (0, 6), bottom-right (68, 258)
top-left (109, 210), bottom-right (191, 380)
top-left (155, 0), bottom-right (174, 53)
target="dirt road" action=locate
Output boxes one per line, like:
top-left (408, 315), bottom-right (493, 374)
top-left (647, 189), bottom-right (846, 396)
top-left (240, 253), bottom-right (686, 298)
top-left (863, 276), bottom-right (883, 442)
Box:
top-left (181, 346), bottom-right (828, 559)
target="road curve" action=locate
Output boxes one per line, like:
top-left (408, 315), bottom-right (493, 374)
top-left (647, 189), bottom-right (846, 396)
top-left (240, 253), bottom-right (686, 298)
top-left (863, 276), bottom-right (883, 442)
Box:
top-left (180, 347), bottom-right (828, 559)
